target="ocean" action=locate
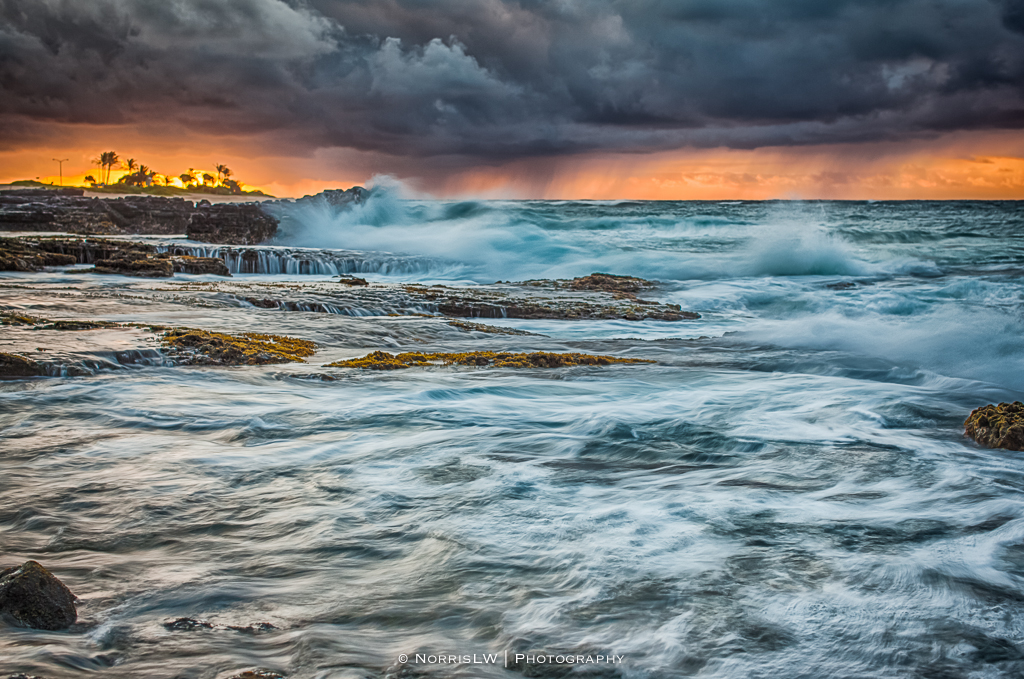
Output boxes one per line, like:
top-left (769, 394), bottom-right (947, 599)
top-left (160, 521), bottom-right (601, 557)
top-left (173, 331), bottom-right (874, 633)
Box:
top-left (2, 197), bottom-right (1024, 678)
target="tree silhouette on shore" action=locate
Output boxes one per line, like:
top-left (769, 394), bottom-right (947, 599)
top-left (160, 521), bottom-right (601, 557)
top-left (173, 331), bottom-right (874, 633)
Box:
top-left (93, 151), bottom-right (119, 185)
top-left (81, 151), bottom-right (264, 195)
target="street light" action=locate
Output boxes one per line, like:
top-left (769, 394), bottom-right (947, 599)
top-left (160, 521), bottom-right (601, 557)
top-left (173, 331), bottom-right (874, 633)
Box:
top-left (52, 158), bottom-right (69, 186)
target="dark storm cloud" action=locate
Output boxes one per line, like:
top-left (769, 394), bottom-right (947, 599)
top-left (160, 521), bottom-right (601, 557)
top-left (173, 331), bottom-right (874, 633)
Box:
top-left (2, 0), bottom-right (1023, 157)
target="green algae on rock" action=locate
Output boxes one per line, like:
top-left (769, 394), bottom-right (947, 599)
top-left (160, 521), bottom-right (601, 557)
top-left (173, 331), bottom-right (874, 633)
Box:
top-left (37, 320), bottom-right (123, 331)
top-left (326, 350), bottom-right (655, 370)
top-left (0, 352), bottom-right (46, 378)
top-left (162, 328), bottom-right (317, 365)
top-left (446, 320), bottom-right (540, 336)
top-left (965, 402), bottom-right (1024, 451)
top-left (1, 310), bottom-right (49, 326)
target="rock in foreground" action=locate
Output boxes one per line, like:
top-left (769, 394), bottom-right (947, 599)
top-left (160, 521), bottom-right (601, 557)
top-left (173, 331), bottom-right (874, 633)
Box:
top-left (965, 402), bottom-right (1024, 451)
top-left (1, 237), bottom-right (231, 277)
top-left (0, 561), bottom-right (77, 630)
top-left (162, 329), bottom-right (316, 365)
top-left (0, 353), bottom-right (47, 378)
top-left (327, 350), bottom-right (654, 370)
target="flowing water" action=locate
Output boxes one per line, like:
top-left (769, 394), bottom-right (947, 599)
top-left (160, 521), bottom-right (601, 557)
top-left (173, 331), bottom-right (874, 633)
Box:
top-left (2, 198), bottom-right (1024, 678)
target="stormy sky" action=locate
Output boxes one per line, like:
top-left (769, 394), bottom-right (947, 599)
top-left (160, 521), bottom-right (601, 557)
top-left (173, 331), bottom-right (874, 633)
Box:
top-left (3, 0), bottom-right (1024, 165)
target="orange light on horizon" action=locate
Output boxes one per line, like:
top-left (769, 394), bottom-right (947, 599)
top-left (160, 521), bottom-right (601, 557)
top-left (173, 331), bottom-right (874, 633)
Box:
top-left (3, 126), bottom-right (1023, 200)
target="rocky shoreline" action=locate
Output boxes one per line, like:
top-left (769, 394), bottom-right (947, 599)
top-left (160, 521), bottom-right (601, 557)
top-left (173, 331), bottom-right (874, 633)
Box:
top-left (0, 188), bottom-right (277, 244)
top-left (0, 185), bottom-right (370, 245)
top-left (1, 236), bottom-right (230, 276)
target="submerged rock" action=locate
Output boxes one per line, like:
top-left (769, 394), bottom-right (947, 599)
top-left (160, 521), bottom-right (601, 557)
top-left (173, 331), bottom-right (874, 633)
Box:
top-left (0, 561), bottom-right (77, 630)
top-left (227, 622), bottom-right (278, 634)
top-left (406, 283), bottom-right (698, 322)
top-left (0, 353), bottom-right (46, 378)
top-left (335, 274), bottom-right (369, 286)
top-left (227, 670), bottom-right (285, 679)
top-left (326, 350), bottom-right (655, 370)
top-left (162, 329), bottom-right (316, 365)
top-left (37, 320), bottom-right (121, 331)
top-left (447, 320), bottom-right (540, 336)
top-left (163, 617), bottom-right (214, 631)
top-left (965, 402), bottom-right (1024, 451)
top-left (1, 310), bottom-right (48, 326)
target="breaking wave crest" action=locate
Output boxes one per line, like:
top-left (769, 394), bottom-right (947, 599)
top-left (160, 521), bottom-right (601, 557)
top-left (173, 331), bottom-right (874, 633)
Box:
top-left (268, 186), bottom-right (945, 282)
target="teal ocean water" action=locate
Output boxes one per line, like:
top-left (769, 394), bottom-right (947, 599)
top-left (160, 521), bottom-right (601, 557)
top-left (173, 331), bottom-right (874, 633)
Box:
top-left (2, 198), bottom-right (1024, 678)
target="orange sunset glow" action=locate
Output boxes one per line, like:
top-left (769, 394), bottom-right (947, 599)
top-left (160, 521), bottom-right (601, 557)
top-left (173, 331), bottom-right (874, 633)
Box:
top-left (5, 128), bottom-right (1022, 201)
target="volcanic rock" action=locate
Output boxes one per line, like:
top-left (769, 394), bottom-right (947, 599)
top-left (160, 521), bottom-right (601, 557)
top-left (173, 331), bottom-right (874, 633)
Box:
top-left (92, 256), bottom-right (174, 278)
top-left (0, 190), bottom-right (195, 235)
top-left (170, 255), bottom-right (231, 276)
top-left (291, 186), bottom-right (368, 208)
top-left (0, 238), bottom-right (78, 271)
top-left (965, 402), bottom-right (1024, 451)
top-left (187, 203), bottom-right (278, 245)
top-left (227, 670), bottom-right (285, 679)
top-left (163, 617), bottom-right (214, 631)
top-left (161, 329), bottom-right (316, 365)
top-left (1, 237), bottom-right (230, 277)
top-left (0, 561), bottom-right (77, 630)
top-left (0, 189), bottom-right (280, 243)
top-left (327, 350), bottom-right (655, 370)
top-left (0, 353), bottom-right (46, 378)
top-left (567, 273), bottom-right (655, 293)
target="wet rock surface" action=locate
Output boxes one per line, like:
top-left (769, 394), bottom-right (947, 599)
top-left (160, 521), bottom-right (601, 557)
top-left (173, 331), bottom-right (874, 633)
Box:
top-left (0, 188), bottom-right (281, 243)
top-left (171, 255), bottom-right (231, 276)
top-left (0, 189), bottom-right (197, 235)
top-left (0, 561), bottom-right (77, 630)
top-left (186, 202), bottom-right (279, 245)
top-left (326, 350), bottom-right (655, 370)
top-left (162, 617), bottom-right (277, 633)
top-left (965, 402), bottom-right (1024, 451)
top-left (406, 281), bottom-right (698, 321)
top-left (227, 670), bottom-right (285, 679)
top-left (162, 329), bottom-right (317, 365)
top-left (163, 617), bottom-right (215, 631)
top-left (0, 352), bottom-right (46, 378)
top-left (447, 320), bottom-right (540, 335)
top-left (288, 185), bottom-right (368, 208)
top-left (0, 237), bottom-right (78, 271)
top-left (194, 277), bottom-right (699, 322)
top-left (1, 237), bottom-right (231, 277)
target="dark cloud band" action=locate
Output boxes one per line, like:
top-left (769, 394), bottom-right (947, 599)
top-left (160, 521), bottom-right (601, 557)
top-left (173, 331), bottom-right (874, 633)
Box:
top-left (2, 0), bottom-right (1022, 158)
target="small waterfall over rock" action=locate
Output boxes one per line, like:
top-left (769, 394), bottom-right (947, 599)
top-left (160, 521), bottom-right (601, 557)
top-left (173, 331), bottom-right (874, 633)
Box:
top-left (156, 244), bottom-right (438, 276)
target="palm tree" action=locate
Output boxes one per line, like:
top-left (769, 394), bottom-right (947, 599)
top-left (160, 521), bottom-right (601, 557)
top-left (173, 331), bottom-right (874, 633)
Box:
top-left (122, 158), bottom-right (137, 183)
top-left (215, 164), bottom-right (231, 186)
top-left (93, 151), bottom-right (119, 185)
